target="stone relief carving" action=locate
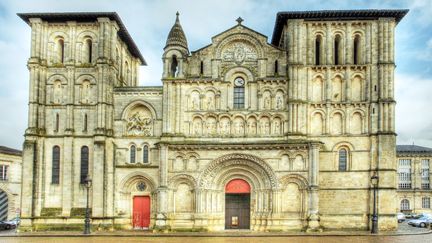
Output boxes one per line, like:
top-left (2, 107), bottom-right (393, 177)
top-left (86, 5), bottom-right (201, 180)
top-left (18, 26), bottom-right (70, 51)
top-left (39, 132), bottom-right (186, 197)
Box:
top-left (127, 112), bottom-right (152, 136)
top-left (222, 42), bottom-right (257, 64)
top-left (191, 114), bottom-right (285, 137)
top-left (126, 111), bottom-right (153, 136)
top-left (276, 96), bottom-right (283, 110)
top-left (206, 117), bottom-right (217, 135)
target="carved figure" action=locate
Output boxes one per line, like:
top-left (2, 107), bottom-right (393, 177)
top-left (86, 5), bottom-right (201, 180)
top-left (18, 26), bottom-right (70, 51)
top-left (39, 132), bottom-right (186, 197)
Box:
top-left (264, 96), bottom-right (270, 109)
top-left (276, 96), bottom-right (283, 110)
top-left (126, 112), bottom-right (153, 136)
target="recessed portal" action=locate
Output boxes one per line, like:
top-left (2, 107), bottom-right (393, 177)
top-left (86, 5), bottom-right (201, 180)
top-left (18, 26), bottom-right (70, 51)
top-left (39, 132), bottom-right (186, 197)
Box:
top-left (225, 179), bottom-right (251, 229)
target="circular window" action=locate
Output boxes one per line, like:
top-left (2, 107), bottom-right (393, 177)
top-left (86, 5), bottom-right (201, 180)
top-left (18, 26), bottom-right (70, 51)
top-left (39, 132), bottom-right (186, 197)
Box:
top-left (136, 181), bottom-right (146, 191)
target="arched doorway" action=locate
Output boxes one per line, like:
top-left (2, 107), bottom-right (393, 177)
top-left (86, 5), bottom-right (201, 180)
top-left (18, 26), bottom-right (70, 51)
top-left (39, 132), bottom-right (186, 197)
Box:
top-left (225, 179), bottom-right (251, 229)
top-left (0, 189), bottom-right (8, 221)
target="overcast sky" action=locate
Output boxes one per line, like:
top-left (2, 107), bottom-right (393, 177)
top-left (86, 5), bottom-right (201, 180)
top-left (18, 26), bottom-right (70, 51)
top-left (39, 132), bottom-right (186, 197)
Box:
top-left (0, 0), bottom-right (431, 150)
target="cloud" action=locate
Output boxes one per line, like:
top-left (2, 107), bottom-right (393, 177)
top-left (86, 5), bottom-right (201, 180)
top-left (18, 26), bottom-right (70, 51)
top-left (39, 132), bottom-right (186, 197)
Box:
top-left (395, 73), bottom-right (432, 147)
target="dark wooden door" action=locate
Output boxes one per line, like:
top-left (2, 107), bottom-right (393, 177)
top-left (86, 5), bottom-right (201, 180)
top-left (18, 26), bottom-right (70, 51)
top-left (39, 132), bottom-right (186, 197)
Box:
top-left (133, 196), bottom-right (150, 229)
top-left (225, 194), bottom-right (250, 229)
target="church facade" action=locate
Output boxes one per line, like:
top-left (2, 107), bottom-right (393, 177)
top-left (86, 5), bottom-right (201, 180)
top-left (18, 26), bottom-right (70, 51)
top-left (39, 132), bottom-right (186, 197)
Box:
top-left (18, 9), bottom-right (408, 232)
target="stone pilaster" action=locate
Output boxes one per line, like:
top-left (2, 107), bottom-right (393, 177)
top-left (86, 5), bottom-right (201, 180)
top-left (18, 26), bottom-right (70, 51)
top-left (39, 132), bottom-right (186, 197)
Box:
top-left (307, 142), bottom-right (322, 232)
top-left (92, 138), bottom-right (106, 217)
top-left (155, 143), bottom-right (169, 230)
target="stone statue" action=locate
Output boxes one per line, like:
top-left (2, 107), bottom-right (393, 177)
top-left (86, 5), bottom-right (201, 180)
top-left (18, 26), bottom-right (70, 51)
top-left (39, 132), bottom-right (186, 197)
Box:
top-left (206, 96), bottom-right (214, 110)
top-left (220, 119), bottom-right (230, 135)
top-left (264, 96), bottom-right (270, 109)
top-left (193, 120), bottom-right (202, 135)
top-left (247, 120), bottom-right (257, 135)
top-left (234, 120), bottom-right (244, 135)
top-left (276, 96), bottom-right (283, 110)
top-left (206, 118), bottom-right (216, 135)
top-left (273, 120), bottom-right (281, 134)
top-left (191, 96), bottom-right (199, 110)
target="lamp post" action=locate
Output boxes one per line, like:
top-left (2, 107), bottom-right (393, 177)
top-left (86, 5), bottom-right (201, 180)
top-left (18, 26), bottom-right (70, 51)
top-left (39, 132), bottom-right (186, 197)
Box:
top-left (84, 174), bottom-right (92, 235)
top-left (371, 172), bottom-right (379, 234)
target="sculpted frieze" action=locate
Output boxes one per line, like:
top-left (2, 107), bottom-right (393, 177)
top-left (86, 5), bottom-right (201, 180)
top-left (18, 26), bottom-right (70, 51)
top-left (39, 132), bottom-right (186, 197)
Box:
top-left (222, 42), bottom-right (258, 64)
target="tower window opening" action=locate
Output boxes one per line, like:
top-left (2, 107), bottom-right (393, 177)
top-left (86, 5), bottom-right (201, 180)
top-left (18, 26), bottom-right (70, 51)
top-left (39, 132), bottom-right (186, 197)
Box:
top-left (171, 55), bottom-right (178, 77)
top-left (315, 36), bottom-right (322, 65)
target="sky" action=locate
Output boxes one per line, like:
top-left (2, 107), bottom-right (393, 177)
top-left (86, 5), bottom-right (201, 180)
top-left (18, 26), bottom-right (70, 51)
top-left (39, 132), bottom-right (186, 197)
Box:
top-left (0, 0), bottom-right (431, 150)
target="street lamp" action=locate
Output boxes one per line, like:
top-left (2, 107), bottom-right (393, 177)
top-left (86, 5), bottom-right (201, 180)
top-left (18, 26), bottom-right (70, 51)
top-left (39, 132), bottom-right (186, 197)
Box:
top-left (84, 174), bottom-right (92, 235)
top-left (371, 172), bottom-right (379, 234)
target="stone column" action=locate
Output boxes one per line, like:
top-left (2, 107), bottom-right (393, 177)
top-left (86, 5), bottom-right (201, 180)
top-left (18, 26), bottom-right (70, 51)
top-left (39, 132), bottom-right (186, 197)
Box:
top-left (307, 142), bottom-right (322, 232)
top-left (156, 143), bottom-right (169, 230)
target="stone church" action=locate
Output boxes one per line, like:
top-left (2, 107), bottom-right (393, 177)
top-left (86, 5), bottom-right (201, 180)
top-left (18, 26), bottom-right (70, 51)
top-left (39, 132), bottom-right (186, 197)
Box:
top-left (18, 9), bottom-right (408, 232)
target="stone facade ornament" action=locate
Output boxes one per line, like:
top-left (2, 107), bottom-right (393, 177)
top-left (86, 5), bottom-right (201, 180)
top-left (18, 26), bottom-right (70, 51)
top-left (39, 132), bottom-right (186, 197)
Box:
top-left (222, 42), bottom-right (257, 64)
top-left (126, 112), bottom-right (153, 136)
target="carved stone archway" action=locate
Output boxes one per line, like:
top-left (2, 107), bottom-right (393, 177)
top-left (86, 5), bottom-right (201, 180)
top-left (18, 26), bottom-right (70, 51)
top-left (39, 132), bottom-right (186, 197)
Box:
top-left (196, 153), bottom-right (277, 231)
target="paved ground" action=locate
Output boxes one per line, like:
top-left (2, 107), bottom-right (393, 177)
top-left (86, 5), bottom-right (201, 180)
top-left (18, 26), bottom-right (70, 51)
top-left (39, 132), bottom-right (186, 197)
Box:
top-left (0, 222), bottom-right (430, 243)
top-left (0, 235), bottom-right (432, 243)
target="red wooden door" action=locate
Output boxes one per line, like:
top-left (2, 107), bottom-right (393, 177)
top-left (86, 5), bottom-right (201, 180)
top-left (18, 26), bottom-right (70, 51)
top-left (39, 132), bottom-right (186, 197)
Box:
top-left (133, 196), bottom-right (150, 228)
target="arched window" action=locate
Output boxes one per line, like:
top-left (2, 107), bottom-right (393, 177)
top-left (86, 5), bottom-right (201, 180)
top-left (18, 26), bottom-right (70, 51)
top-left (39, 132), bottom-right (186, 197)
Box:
top-left (57, 39), bottom-right (65, 64)
top-left (274, 60), bottom-right (279, 75)
top-left (334, 35), bottom-right (341, 65)
top-left (353, 35), bottom-right (360, 65)
top-left (80, 146), bottom-right (89, 184)
top-left (233, 77), bottom-right (245, 109)
top-left (130, 145), bottom-right (136, 163)
top-left (315, 35), bottom-right (322, 65)
top-left (338, 148), bottom-right (347, 171)
top-left (400, 199), bottom-right (410, 211)
top-left (84, 39), bottom-right (92, 63)
top-left (143, 145), bottom-right (149, 163)
top-left (171, 55), bottom-right (178, 77)
top-left (52, 146), bottom-right (60, 184)
top-left (200, 61), bottom-right (204, 76)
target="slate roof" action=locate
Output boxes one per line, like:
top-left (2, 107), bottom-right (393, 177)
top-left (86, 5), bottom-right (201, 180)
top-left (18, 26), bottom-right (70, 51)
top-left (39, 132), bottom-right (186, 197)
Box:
top-left (397, 145), bottom-right (432, 156)
top-left (0, 146), bottom-right (22, 156)
top-left (165, 12), bottom-right (188, 50)
top-left (271, 9), bottom-right (409, 45)
top-left (17, 12), bottom-right (146, 65)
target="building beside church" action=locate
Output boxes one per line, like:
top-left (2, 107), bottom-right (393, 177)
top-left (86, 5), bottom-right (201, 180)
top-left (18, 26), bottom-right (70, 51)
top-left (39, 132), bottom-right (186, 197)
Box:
top-left (397, 145), bottom-right (432, 214)
top-left (0, 146), bottom-right (22, 221)
top-left (18, 9), bottom-right (408, 232)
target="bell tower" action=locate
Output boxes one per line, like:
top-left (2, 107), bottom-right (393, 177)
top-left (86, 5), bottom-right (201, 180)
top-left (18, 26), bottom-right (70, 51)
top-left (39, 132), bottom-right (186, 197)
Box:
top-left (162, 12), bottom-right (189, 79)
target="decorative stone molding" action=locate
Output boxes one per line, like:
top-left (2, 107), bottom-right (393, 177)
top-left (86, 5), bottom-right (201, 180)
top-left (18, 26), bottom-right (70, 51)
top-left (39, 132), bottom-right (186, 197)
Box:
top-left (198, 153), bottom-right (278, 189)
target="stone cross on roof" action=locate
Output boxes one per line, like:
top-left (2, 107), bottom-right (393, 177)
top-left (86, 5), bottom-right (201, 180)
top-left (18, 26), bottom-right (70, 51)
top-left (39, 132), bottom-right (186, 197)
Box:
top-left (236, 17), bottom-right (243, 25)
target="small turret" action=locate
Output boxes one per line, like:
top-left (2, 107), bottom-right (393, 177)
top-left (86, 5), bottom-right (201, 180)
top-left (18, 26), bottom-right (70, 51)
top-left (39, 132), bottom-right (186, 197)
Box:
top-left (165, 12), bottom-right (189, 51)
top-left (163, 12), bottom-right (189, 78)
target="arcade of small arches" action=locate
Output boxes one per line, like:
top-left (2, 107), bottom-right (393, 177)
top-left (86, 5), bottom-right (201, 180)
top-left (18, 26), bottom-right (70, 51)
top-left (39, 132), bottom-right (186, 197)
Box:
top-left (314, 31), bottom-right (364, 65)
top-left (190, 114), bottom-right (285, 137)
top-left (186, 82), bottom-right (287, 112)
